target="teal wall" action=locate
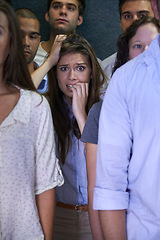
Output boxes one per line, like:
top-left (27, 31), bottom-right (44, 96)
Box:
top-left (12, 0), bottom-right (121, 60)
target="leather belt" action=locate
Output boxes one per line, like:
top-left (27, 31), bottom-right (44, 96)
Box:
top-left (56, 202), bottom-right (88, 212)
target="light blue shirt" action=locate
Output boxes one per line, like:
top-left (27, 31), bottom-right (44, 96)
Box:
top-left (56, 103), bottom-right (88, 205)
top-left (94, 34), bottom-right (160, 240)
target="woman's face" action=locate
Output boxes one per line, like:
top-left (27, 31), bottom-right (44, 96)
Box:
top-left (129, 23), bottom-right (159, 60)
top-left (0, 11), bottom-right (10, 70)
top-left (57, 52), bottom-right (92, 104)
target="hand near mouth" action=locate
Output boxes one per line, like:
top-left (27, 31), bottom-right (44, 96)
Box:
top-left (71, 82), bottom-right (89, 134)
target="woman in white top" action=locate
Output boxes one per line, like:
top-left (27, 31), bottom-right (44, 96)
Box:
top-left (0, 1), bottom-right (63, 239)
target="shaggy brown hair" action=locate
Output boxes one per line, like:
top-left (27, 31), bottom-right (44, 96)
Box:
top-left (48, 33), bottom-right (106, 164)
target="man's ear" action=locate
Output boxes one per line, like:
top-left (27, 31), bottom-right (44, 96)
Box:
top-left (77, 15), bottom-right (83, 26)
top-left (151, 0), bottom-right (160, 19)
top-left (45, 12), bottom-right (49, 22)
top-left (38, 35), bottom-right (41, 44)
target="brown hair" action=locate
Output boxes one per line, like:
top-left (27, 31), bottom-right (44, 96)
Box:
top-left (0, 1), bottom-right (37, 91)
top-left (48, 33), bottom-right (106, 164)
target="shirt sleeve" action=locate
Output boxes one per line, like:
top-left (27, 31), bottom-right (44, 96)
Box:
top-left (34, 97), bottom-right (64, 195)
top-left (81, 101), bottom-right (102, 144)
top-left (93, 67), bottom-right (132, 210)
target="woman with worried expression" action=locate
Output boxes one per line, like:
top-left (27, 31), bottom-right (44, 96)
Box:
top-left (32, 33), bottom-right (106, 239)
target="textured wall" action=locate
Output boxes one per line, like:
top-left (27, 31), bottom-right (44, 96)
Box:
top-left (12, 0), bottom-right (121, 60)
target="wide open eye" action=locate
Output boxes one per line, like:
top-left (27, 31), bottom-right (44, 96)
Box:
top-left (77, 66), bottom-right (85, 71)
top-left (60, 66), bottom-right (69, 71)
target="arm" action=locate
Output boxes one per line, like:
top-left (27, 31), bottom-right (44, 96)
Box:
top-left (36, 188), bottom-right (55, 240)
top-left (72, 83), bottom-right (89, 134)
top-left (99, 210), bottom-right (127, 240)
top-left (32, 34), bottom-right (66, 88)
top-left (35, 97), bottom-right (64, 239)
top-left (86, 142), bottom-right (104, 240)
top-left (94, 68), bottom-right (132, 237)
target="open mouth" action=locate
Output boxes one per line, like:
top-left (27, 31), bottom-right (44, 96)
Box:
top-left (67, 84), bottom-right (73, 88)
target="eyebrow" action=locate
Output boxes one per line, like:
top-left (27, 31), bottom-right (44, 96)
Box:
top-left (20, 30), bottom-right (41, 35)
top-left (122, 10), bottom-right (150, 16)
top-left (129, 40), bottom-right (141, 46)
top-left (59, 63), bottom-right (88, 65)
top-left (76, 63), bottom-right (88, 65)
top-left (52, 1), bottom-right (77, 8)
top-left (30, 32), bottom-right (41, 35)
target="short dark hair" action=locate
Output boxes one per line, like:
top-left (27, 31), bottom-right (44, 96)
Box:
top-left (119, 0), bottom-right (151, 16)
top-left (15, 8), bottom-right (39, 21)
top-left (47, 0), bottom-right (85, 16)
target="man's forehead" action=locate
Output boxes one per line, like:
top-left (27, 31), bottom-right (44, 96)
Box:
top-left (51, 0), bottom-right (79, 6)
top-left (51, 0), bottom-right (78, 5)
top-left (122, 0), bottom-right (152, 13)
top-left (18, 17), bottom-right (40, 30)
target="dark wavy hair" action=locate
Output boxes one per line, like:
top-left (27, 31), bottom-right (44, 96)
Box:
top-left (47, 0), bottom-right (85, 16)
top-left (113, 16), bottom-right (160, 74)
top-left (48, 33), bottom-right (106, 164)
top-left (0, 1), bottom-right (36, 91)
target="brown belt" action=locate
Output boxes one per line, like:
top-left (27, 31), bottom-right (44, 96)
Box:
top-left (56, 202), bottom-right (88, 212)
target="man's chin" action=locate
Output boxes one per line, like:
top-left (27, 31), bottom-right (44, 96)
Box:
top-left (54, 26), bottom-right (75, 35)
top-left (26, 57), bottom-right (34, 65)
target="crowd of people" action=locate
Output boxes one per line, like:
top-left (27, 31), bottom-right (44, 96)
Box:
top-left (1, 0), bottom-right (160, 239)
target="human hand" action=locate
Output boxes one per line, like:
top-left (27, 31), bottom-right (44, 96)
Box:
top-left (71, 82), bottom-right (89, 134)
top-left (47, 34), bottom-right (67, 67)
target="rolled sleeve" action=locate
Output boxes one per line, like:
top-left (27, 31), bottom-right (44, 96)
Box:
top-left (94, 68), bottom-right (132, 210)
top-left (35, 97), bottom-right (64, 194)
top-left (94, 188), bottom-right (129, 210)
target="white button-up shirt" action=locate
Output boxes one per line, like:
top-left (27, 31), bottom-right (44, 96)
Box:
top-left (0, 88), bottom-right (63, 239)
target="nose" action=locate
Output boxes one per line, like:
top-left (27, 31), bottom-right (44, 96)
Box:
top-left (23, 35), bottom-right (30, 47)
top-left (133, 15), bottom-right (138, 21)
top-left (60, 5), bottom-right (67, 15)
top-left (69, 69), bottom-right (77, 80)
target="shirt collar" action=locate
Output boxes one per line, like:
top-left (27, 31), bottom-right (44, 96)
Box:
top-left (1, 88), bottom-right (31, 127)
top-left (34, 61), bottom-right (39, 70)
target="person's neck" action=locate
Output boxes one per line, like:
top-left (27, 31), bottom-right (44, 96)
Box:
top-left (0, 67), bottom-right (18, 95)
top-left (28, 61), bottom-right (36, 75)
top-left (0, 69), bottom-right (7, 94)
top-left (0, 77), bottom-right (13, 95)
top-left (41, 32), bottom-right (57, 53)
